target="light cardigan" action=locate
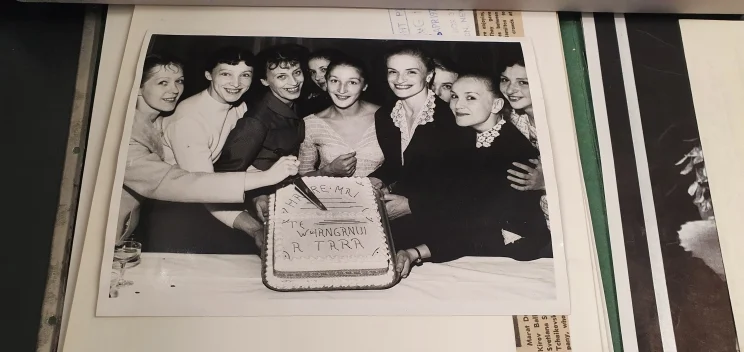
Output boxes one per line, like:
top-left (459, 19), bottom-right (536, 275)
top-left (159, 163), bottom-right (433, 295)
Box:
top-left (117, 112), bottom-right (245, 242)
top-left (158, 89), bottom-right (248, 228)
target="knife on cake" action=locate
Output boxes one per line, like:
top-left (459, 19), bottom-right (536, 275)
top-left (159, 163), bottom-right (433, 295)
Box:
top-left (267, 147), bottom-right (328, 211)
top-left (289, 175), bottom-right (328, 211)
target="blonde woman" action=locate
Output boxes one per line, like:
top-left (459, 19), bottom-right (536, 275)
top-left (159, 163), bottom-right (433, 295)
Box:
top-left (119, 54), bottom-right (298, 247)
top-left (394, 72), bottom-right (551, 277)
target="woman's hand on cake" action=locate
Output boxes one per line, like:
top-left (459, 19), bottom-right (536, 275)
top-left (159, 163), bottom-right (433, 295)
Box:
top-left (507, 159), bottom-right (545, 191)
top-left (233, 211), bottom-right (265, 249)
top-left (369, 177), bottom-right (388, 196)
top-left (369, 177), bottom-right (388, 199)
top-left (321, 151), bottom-right (357, 176)
top-left (383, 194), bottom-right (412, 220)
top-left (395, 250), bottom-right (414, 279)
top-left (253, 195), bottom-right (270, 222)
top-left (252, 231), bottom-right (264, 250)
top-left (266, 156), bottom-right (300, 183)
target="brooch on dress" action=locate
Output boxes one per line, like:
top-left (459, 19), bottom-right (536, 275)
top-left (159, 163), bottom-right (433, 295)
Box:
top-left (476, 119), bottom-right (507, 148)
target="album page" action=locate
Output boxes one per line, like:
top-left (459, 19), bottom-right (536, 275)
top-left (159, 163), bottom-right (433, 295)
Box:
top-left (583, 13), bottom-right (741, 352)
top-left (61, 6), bottom-right (604, 352)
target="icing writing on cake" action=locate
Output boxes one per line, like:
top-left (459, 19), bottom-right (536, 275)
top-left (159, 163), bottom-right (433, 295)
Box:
top-left (275, 179), bottom-right (371, 214)
top-left (279, 218), bottom-right (375, 258)
top-left (268, 177), bottom-right (393, 281)
top-left (308, 184), bottom-right (360, 198)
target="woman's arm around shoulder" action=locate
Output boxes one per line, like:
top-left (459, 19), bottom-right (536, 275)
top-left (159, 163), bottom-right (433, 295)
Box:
top-left (124, 139), bottom-right (245, 203)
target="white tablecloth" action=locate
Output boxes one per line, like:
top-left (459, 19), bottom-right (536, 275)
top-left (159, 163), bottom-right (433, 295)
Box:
top-left (102, 253), bottom-right (558, 316)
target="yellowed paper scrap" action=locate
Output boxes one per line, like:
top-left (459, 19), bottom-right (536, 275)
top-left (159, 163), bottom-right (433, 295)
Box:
top-left (388, 10), bottom-right (477, 36)
top-left (474, 11), bottom-right (524, 37)
top-left (513, 315), bottom-right (573, 351)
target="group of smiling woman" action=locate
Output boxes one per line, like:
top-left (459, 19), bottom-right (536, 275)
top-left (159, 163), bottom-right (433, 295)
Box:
top-left (119, 41), bottom-right (552, 279)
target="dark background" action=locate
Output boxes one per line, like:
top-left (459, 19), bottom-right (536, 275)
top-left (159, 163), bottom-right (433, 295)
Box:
top-left (2, 1), bottom-right (87, 352)
top-left (147, 34), bottom-right (524, 110)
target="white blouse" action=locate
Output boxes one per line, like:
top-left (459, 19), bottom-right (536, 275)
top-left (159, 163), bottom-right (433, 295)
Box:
top-left (390, 89), bottom-right (436, 164)
top-left (158, 89), bottom-right (247, 172)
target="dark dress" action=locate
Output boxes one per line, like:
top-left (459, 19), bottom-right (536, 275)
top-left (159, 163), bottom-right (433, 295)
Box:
top-left (138, 92), bottom-right (305, 254)
top-left (369, 94), bottom-right (472, 253)
top-left (215, 92), bottom-right (305, 172)
top-left (298, 92), bottom-right (332, 118)
top-left (419, 121), bottom-right (552, 262)
top-left (214, 91), bottom-right (305, 199)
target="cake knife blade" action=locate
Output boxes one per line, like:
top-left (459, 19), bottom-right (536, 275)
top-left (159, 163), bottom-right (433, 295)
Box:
top-left (266, 147), bottom-right (327, 211)
top-left (291, 176), bottom-right (328, 211)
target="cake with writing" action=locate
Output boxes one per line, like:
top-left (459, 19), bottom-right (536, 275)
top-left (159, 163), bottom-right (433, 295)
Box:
top-left (262, 176), bottom-right (397, 291)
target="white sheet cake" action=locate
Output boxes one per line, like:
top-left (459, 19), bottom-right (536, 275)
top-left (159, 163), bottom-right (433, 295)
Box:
top-left (263, 177), bottom-right (397, 291)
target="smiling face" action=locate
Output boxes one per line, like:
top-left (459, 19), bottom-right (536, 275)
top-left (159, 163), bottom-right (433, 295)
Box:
top-left (261, 62), bottom-right (304, 104)
top-left (326, 64), bottom-right (366, 109)
top-left (205, 62), bottom-right (253, 104)
top-left (499, 64), bottom-right (531, 110)
top-left (449, 77), bottom-right (504, 131)
top-left (432, 68), bottom-right (458, 103)
top-left (139, 64), bottom-right (184, 113)
top-left (308, 57), bottom-right (331, 91)
top-left (386, 54), bottom-right (433, 100)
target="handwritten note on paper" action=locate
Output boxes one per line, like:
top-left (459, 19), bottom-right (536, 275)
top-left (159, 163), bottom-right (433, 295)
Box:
top-left (475, 11), bottom-right (525, 37)
top-left (388, 10), bottom-right (476, 36)
top-left (386, 10), bottom-right (569, 346)
top-left (513, 315), bottom-right (573, 351)
top-left (388, 10), bottom-right (524, 38)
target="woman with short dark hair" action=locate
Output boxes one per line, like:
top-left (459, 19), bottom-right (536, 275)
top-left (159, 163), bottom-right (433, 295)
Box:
top-left (498, 54), bottom-right (550, 228)
top-left (302, 48), bottom-right (346, 116)
top-left (212, 44), bottom-right (312, 232)
top-left (138, 46), bottom-right (302, 254)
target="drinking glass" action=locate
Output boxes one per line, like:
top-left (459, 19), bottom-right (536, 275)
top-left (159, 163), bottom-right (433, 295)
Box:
top-left (113, 240), bottom-right (142, 287)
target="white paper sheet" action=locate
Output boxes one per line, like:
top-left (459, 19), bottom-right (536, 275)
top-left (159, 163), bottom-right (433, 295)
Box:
top-left (60, 6), bottom-right (606, 352)
top-left (679, 19), bottom-right (744, 350)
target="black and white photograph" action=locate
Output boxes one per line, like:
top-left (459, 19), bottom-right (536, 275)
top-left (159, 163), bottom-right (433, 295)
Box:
top-left (95, 30), bottom-right (568, 316)
top-left (585, 14), bottom-right (740, 352)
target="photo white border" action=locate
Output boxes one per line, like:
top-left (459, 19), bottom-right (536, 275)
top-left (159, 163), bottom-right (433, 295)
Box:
top-left (60, 8), bottom-right (613, 352)
top-left (94, 27), bottom-right (570, 317)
